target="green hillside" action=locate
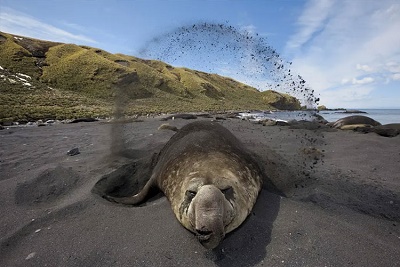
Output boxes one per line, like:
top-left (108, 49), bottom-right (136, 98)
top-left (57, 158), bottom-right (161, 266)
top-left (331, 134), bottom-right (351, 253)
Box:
top-left (0, 31), bottom-right (301, 122)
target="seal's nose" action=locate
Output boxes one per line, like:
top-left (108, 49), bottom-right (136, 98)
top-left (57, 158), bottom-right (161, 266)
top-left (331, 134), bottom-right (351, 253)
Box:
top-left (196, 229), bottom-right (212, 241)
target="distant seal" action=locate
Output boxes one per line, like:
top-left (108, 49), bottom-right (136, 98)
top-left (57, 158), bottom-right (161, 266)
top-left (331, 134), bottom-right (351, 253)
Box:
top-left (104, 121), bottom-right (263, 249)
top-left (339, 124), bottom-right (373, 130)
top-left (157, 123), bottom-right (178, 132)
top-left (353, 123), bottom-right (400, 137)
top-left (328, 115), bottom-right (381, 129)
top-left (374, 124), bottom-right (400, 137)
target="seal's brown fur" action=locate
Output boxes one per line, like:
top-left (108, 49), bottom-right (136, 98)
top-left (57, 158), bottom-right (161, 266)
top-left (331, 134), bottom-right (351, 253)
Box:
top-left (105, 121), bottom-right (263, 249)
top-left (329, 115), bottom-right (381, 129)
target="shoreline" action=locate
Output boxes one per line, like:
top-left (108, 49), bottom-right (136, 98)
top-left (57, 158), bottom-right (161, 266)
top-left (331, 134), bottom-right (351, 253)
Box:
top-left (2, 108), bottom-right (400, 129)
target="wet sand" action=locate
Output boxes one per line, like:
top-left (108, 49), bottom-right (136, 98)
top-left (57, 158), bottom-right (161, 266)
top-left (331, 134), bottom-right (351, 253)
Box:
top-left (0, 117), bottom-right (399, 266)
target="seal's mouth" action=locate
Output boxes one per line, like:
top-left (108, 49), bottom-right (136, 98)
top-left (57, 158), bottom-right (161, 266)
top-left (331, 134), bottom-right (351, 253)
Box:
top-left (196, 230), bottom-right (212, 241)
top-left (196, 230), bottom-right (225, 249)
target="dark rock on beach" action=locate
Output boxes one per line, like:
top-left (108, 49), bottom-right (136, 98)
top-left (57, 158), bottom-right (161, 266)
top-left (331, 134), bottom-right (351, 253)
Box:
top-left (67, 147), bottom-right (80, 156)
top-left (289, 120), bottom-right (334, 131)
top-left (1, 121), bottom-right (13, 127)
top-left (312, 113), bottom-right (328, 124)
top-left (275, 120), bottom-right (289, 126)
top-left (335, 109), bottom-right (367, 114)
top-left (160, 113), bottom-right (198, 121)
top-left (69, 118), bottom-right (99, 123)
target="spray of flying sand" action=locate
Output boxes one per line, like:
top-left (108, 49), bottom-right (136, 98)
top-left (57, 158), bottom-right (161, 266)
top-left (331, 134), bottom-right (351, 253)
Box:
top-left (139, 22), bottom-right (320, 108)
top-left (112, 22), bottom-right (323, 162)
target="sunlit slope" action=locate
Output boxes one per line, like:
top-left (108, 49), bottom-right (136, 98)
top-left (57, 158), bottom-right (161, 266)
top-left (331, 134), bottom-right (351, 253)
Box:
top-left (0, 31), bottom-right (300, 121)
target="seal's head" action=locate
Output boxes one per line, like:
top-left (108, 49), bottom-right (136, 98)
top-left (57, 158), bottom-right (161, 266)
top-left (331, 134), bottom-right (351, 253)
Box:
top-left (167, 151), bottom-right (261, 249)
top-left (186, 184), bottom-right (235, 249)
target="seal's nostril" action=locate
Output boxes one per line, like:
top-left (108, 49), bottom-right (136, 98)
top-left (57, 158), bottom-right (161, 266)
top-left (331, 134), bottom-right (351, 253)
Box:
top-left (196, 229), bottom-right (212, 236)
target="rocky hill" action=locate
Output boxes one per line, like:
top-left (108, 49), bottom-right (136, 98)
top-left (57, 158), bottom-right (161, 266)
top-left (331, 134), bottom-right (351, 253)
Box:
top-left (0, 31), bottom-right (301, 122)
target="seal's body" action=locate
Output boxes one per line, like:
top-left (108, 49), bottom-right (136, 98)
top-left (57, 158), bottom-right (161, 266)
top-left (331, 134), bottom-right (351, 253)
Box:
top-left (339, 124), bottom-right (373, 130)
top-left (105, 121), bottom-right (263, 249)
top-left (328, 115), bottom-right (381, 129)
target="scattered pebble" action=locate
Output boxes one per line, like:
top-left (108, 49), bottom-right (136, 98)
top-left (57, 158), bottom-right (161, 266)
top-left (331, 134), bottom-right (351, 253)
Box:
top-left (25, 252), bottom-right (36, 260)
top-left (67, 148), bottom-right (80, 156)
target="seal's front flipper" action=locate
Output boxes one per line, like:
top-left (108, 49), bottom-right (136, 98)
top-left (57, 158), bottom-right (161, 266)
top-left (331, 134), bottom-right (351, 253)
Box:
top-left (103, 174), bottom-right (158, 206)
top-left (103, 193), bottom-right (146, 205)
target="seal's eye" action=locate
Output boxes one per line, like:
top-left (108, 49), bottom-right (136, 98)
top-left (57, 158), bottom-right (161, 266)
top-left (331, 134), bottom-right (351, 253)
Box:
top-left (186, 190), bottom-right (197, 199)
top-left (221, 187), bottom-right (234, 199)
top-left (221, 187), bottom-right (232, 194)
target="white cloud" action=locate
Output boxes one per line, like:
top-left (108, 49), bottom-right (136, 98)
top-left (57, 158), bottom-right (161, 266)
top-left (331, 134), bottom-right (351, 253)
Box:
top-left (0, 7), bottom-right (96, 44)
top-left (392, 73), bottom-right (400, 80)
top-left (286, 0), bottom-right (400, 108)
top-left (341, 78), bottom-right (349, 84)
top-left (385, 61), bottom-right (400, 73)
top-left (61, 21), bottom-right (88, 33)
top-left (326, 86), bottom-right (373, 101)
top-left (240, 24), bottom-right (256, 35)
top-left (352, 77), bottom-right (374, 85)
top-left (356, 64), bottom-right (373, 72)
top-left (239, 24), bottom-right (272, 39)
top-left (321, 85), bottom-right (374, 107)
top-left (286, 0), bottom-right (335, 50)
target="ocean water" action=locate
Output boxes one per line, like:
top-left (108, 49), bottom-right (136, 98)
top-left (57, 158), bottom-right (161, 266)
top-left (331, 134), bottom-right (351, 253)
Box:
top-left (240, 109), bottom-right (400, 125)
top-left (239, 111), bottom-right (321, 122)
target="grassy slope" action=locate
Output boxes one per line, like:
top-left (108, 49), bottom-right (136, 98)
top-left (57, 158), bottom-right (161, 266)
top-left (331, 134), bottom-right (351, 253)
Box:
top-left (0, 31), bottom-right (299, 122)
top-left (260, 90), bottom-right (301, 110)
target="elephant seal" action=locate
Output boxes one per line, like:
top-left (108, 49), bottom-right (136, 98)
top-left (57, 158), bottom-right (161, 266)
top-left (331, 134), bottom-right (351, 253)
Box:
top-left (328, 115), bottom-right (381, 129)
top-left (104, 121), bottom-right (263, 249)
top-left (157, 123), bottom-right (178, 132)
top-left (353, 123), bottom-right (400, 137)
top-left (339, 124), bottom-right (373, 130)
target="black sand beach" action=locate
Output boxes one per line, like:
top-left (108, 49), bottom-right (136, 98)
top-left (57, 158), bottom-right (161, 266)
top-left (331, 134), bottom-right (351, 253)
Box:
top-left (0, 117), bottom-right (399, 266)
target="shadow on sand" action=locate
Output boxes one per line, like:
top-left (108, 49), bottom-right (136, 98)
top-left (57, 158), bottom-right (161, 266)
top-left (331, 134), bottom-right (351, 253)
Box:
top-left (207, 189), bottom-right (281, 267)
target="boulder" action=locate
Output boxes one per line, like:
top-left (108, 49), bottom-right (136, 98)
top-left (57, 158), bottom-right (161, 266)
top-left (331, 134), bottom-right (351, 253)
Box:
top-left (70, 118), bottom-right (98, 123)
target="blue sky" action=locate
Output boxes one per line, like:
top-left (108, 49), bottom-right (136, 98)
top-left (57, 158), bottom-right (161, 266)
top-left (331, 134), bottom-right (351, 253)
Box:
top-left (1, 0), bottom-right (399, 108)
